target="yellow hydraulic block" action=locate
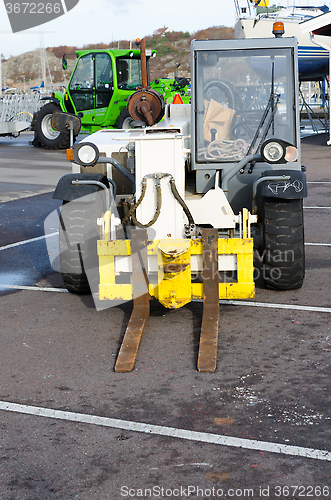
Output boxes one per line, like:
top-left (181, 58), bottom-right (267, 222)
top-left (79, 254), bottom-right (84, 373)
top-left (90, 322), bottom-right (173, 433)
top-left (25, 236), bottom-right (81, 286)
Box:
top-left (98, 236), bottom-right (254, 305)
top-left (155, 240), bottom-right (191, 309)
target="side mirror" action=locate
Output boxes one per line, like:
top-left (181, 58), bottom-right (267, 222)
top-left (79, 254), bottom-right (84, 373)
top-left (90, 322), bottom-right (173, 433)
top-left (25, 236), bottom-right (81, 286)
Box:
top-left (51, 111), bottom-right (81, 135)
top-left (62, 55), bottom-right (67, 70)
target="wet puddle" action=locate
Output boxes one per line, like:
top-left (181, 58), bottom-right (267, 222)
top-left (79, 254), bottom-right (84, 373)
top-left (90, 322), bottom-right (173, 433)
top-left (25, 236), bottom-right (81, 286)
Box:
top-left (0, 272), bottom-right (31, 291)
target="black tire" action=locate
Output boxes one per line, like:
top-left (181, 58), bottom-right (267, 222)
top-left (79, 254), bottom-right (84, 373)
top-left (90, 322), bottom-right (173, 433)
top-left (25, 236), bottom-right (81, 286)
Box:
top-left (117, 108), bottom-right (134, 129)
top-left (262, 198), bottom-right (305, 290)
top-left (59, 193), bottom-right (105, 294)
top-left (34, 102), bottom-right (72, 149)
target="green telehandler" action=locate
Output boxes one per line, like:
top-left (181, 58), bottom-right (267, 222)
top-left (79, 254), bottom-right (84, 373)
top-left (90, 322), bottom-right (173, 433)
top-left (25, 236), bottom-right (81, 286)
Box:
top-left (32, 40), bottom-right (190, 149)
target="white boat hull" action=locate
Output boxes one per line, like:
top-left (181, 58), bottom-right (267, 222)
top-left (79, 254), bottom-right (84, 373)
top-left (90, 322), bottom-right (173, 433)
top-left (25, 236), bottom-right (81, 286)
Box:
top-left (235, 17), bottom-right (330, 80)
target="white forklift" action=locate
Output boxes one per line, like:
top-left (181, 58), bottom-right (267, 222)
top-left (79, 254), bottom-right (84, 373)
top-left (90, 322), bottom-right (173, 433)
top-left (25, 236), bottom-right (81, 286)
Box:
top-left (51, 32), bottom-right (306, 372)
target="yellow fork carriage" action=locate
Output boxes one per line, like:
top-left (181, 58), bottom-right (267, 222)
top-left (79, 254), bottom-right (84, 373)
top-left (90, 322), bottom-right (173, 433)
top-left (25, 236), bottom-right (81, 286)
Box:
top-left (97, 209), bottom-right (254, 373)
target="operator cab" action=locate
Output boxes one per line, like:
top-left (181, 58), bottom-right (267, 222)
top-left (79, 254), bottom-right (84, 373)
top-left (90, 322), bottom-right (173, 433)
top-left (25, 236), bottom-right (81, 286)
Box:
top-left (65, 50), bottom-right (153, 127)
top-left (191, 38), bottom-right (300, 209)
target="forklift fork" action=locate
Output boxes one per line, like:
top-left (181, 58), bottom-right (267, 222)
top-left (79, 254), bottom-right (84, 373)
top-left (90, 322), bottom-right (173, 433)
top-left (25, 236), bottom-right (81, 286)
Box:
top-left (114, 228), bottom-right (220, 373)
top-left (198, 229), bottom-right (220, 372)
top-left (114, 229), bottom-right (149, 372)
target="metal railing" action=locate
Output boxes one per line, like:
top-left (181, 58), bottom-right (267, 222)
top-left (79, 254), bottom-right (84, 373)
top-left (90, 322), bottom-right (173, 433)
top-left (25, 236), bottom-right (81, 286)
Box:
top-left (0, 93), bottom-right (43, 124)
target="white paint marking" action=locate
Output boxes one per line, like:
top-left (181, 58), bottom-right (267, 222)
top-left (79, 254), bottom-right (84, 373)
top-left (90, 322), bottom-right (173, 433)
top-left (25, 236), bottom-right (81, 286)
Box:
top-left (307, 181), bottom-right (331, 184)
top-left (0, 284), bottom-right (68, 292)
top-left (0, 232), bottom-right (58, 252)
top-left (306, 242), bottom-right (331, 247)
top-left (304, 206), bottom-right (331, 209)
top-left (176, 463), bottom-right (212, 467)
top-left (0, 401), bottom-right (330, 461)
top-left (3, 235), bottom-right (330, 254)
top-left (0, 283), bottom-right (329, 312)
top-left (219, 300), bottom-right (331, 314)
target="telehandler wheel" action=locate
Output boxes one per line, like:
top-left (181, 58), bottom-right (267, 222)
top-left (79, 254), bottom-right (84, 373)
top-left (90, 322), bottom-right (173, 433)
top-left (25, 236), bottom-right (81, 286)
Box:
top-left (117, 108), bottom-right (134, 129)
top-left (59, 193), bottom-right (105, 294)
top-left (262, 197), bottom-right (305, 290)
top-left (34, 102), bottom-right (73, 149)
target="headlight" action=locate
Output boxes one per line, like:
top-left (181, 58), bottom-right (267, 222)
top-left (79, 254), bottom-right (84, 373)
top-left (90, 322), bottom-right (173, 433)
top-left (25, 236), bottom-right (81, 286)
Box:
top-left (72, 142), bottom-right (99, 166)
top-left (261, 139), bottom-right (298, 164)
top-left (263, 141), bottom-right (283, 162)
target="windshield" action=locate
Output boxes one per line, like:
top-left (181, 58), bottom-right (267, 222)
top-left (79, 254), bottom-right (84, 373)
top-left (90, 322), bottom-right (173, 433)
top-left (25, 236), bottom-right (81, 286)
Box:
top-left (195, 48), bottom-right (296, 163)
top-left (116, 58), bottom-right (142, 90)
top-left (69, 54), bottom-right (93, 91)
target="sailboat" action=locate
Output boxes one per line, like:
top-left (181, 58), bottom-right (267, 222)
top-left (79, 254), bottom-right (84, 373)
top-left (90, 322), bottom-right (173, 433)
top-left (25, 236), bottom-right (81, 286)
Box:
top-left (234, 0), bottom-right (331, 80)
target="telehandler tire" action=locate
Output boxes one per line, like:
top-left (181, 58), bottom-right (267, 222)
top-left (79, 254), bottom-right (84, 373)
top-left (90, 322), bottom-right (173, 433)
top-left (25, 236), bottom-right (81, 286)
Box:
top-left (34, 102), bottom-right (72, 149)
top-left (59, 193), bottom-right (105, 294)
top-left (117, 108), bottom-right (134, 129)
top-left (262, 197), bottom-right (305, 290)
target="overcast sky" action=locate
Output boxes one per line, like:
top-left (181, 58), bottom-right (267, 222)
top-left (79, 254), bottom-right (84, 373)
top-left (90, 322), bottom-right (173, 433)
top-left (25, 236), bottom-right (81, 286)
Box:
top-left (0, 0), bottom-right (237, 58)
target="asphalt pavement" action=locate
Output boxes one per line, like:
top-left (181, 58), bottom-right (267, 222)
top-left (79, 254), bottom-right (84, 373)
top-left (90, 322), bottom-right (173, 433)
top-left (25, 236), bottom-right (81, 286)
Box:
top-left (0, 131), bottom-right (330, 500)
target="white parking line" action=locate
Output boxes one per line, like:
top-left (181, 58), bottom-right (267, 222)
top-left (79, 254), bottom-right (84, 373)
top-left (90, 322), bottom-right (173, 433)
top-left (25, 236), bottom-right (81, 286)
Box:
top-left (0, 284), bottom-right (68, 292)
top-left (0, 232), bottom-right (58, 252)
top-left (2, 235), bottom-right (330, 253)
top-left (306, 242), bottom-right (331, 246)
top-left (1, 235), bottom-right (329, 312)
top-left (307, 181), bottom-right (331, 184)
top-left (304, 206), bottom-right (331, 209)
top-left (219, 300), bottom-right (331, 314)
top-left (0, 401), bottom-right (329, 461)
top-left (0, 283), bottom-right (330, 313)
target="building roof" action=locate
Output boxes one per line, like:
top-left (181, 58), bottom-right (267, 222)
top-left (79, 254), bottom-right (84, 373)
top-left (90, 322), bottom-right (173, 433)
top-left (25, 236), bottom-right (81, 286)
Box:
top-left (153, 26), bottom-right (173, 36)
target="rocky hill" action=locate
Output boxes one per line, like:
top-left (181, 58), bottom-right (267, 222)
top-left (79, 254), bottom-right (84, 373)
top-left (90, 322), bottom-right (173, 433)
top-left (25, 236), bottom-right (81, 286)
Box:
top-left (1, 26), bottom-right (234, 91)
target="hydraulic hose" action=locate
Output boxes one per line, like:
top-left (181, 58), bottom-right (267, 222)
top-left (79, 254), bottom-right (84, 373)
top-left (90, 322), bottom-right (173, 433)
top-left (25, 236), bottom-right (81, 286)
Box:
top-left (131, 183), bottom-right (162, 228)
top-left (169, 178), bottom-right (194, 226)
top-left (122, 177), bottom-right (162, 228)
top-left (122, 174), bottom-right (195, 229)
top-left (122, 178), bottom-right (149, 226)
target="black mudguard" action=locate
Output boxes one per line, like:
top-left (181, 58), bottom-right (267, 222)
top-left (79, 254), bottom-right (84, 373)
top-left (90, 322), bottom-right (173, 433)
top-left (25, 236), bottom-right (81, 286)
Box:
top-left (40, 96), bottom-right (61, 106)
top-left (260, 169), bottom-right (307, 199)
top-left (53, 173), bottom-right (109, 202)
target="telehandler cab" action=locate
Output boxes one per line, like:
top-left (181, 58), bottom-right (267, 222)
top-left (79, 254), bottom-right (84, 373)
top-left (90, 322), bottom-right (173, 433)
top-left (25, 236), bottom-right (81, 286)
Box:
top-left (50, 34), bottom-right (306, 372)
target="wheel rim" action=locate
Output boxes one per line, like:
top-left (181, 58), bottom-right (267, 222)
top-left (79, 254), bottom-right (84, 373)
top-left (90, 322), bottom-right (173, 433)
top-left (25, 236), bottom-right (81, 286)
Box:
top-left (121, 116), bottom-right (134, 129)
top-left (41, 113), bottom-right (60, 140)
